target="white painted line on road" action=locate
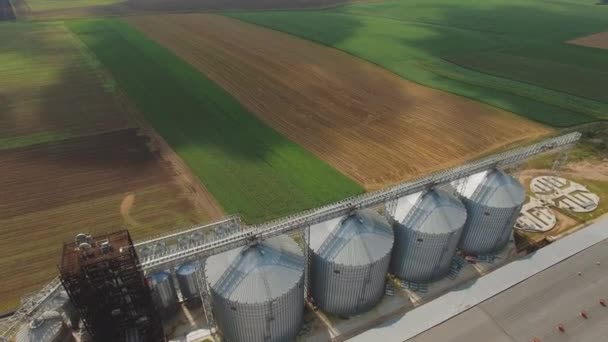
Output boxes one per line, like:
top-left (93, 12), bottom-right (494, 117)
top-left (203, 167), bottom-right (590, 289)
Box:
top-left (350, 219), bottom-right (608, 342)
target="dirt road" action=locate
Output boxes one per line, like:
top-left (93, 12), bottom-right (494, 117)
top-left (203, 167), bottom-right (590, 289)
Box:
top-left (568, 32), bottom-right (608, 50)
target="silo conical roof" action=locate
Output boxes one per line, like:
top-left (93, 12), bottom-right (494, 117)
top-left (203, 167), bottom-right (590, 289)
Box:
top-left (310, 209), bottom-right (394, 267)
top-left (206, 235), bottom-right (304, 304)
top-left (395, 190), bottom-right (466, 235)
top-left (453, 169), bottom-right (525, 208)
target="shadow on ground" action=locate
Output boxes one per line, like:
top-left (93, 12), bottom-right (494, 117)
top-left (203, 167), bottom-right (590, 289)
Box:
top-left (228, 0), bottom-right (608, 127)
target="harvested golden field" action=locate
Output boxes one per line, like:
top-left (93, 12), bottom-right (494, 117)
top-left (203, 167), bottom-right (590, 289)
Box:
top-left (568, 32), bottom-right (608, 50)
top-left (129, 14), bottom-right (552, 190)
top-left (0, 129), bottom-right (221, 312)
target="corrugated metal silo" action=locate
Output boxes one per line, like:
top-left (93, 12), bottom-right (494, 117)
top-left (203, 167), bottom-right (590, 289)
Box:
top-left (390, 189), bottom-right (466, 282)
top-left (205, 235), bottom-right (305, 342)
top-left (176, 262), bottom-right (201, 303)
top-left (309, 209), bottom-right (394, 317)
top-left (147, 271), bottom-right (178, 313)
top-left (452, 169), bottom-right (525, 255)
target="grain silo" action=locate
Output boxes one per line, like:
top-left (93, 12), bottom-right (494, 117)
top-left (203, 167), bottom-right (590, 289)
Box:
top-left (452, 169), bottom-right (525, 255)
top-left (205, 235), bottom-right (305, 342)
top-left (176, 261), bottom-right (201, 304)
top-left (390, 189), bottom-right (466, 282)
top-left (147, 271), bottom-right (178, 314)
top-left (309, 209), bottom-right (394, 317)
top-left (16, 311), bottom-right (68, 342)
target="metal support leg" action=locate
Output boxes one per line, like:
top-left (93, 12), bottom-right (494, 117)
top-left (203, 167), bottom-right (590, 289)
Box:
top-left (303, 225), bottom-right (311, 300)
top-left (384, 199), bottom-right (397, 221)
top-left (552, 149), bottom-right (571, 175)
top-left (507, 162), bottom-right (525, 183)
top-left (168, 265), bottom-right (180, 302)
top-left (195, 258), bottom-right (215, 328)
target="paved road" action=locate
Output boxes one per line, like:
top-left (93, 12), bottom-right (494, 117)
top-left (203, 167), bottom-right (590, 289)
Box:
top-left (409, 238), bottom-right (608, 342)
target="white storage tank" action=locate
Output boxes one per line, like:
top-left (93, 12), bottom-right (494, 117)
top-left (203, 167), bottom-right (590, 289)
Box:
top-left (452, 169), bottom-right (525, 255)
top-left (16, 311), bottom-right (68, 342)
top-left (147, 271), bottom-right (178, 314)
top-left (205, 235), bottom-right (305, 342)
top-left (50, 289), bottom-right (80, 329)
top-left (176, 261), bottom-right (201, 304)
top-left (390, 189), bottom-right (466, 282)
top-left (309, 209), bottom-right (394, 317)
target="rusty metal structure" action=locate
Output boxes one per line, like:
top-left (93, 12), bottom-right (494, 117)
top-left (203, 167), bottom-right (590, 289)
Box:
top-left (1, 132), bottom-right (581, 340)
top-left (59, 231), bottom-right (163, 342)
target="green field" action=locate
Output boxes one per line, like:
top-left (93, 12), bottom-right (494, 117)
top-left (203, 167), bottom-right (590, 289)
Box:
top-left (23, 0), bottom-right (120, 11)
top-left (227, 0), bottom-right (608, 127)
top-left (0, 21), bottom-right (132, 149)
top-left (67, 19), bottom-right (363, 224)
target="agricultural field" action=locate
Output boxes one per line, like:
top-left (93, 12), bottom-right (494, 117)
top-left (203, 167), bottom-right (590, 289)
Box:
top-left (0, 22), bottom-right (130, 149)
top-left (0, 130), bottom-right (212, 311)
top-left (10, 0), bottom-right (362, 20)
top-left (128, 14), bottom-right (550, 190)
top-left (228, 0), bottom-right (608, 127)
top-left (0, 22), bottom-right (218, 311)
top-left (569, 32), bottom-right (608, 51)
top-left (3, 0), bottom-right (606, 314)
top-left (67, 18), bottom-right (363, 224)
top-left (9, 0), bottom-right (134, 20)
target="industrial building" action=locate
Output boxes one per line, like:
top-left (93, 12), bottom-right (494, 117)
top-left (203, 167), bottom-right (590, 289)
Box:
top-left (205, 235), bottom-right (305, 342)
top-left (0, 134), bottom-right (580, 342)
top-left (309, 209), bottom-right (394, 316)
top-left (59, 231), bottom-right (164, 342)
top-left (390, 189), bottom-right (466, 282)
top-left (452, 169), bottom-right (525, 255)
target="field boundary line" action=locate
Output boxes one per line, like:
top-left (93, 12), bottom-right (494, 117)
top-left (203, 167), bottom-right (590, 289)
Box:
top-left (67, 24), bottom-right (225, 221)
top-left (417, 58), bottom-right (606, 121)
top-left (328, 10), bottom-right (506, 36)
top-left (223, 14), bottom-right (533, 120)
top-left (444, 53), bottom-right (608, 107)
top-left (220, 14), bottom-right (569, 130)
top-left (136, 121), bottom-right (226, 221)
top-left (0, 126), bottom-right (137, 151)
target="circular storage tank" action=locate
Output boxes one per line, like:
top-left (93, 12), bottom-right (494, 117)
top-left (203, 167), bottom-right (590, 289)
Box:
top-left (206, 235), bottom-right (305, 342)
top-left (452, 169), bottom-right (525, 255)
top-left (147, 271), bottom-right (178, 313)
top-left (16, 311), bottom-right (67, 342)
top-left (51, 290), bottom-right (80, 328)
top-left (176, 261), bottom-right (201, 303)
top-left (390, 189), bottom-right (466, 282)
top-left (309, 209), bottom-right (394, 317)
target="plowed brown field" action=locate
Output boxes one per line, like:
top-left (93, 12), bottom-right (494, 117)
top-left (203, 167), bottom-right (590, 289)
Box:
top-left (0, 129), bottom-right (219, 311)
top-left (129, 14), bottom-right (552, 190)
top-left (568, 32), bottom-right (608, 50)
top-left (0, 23), bottom-right (225, 311)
